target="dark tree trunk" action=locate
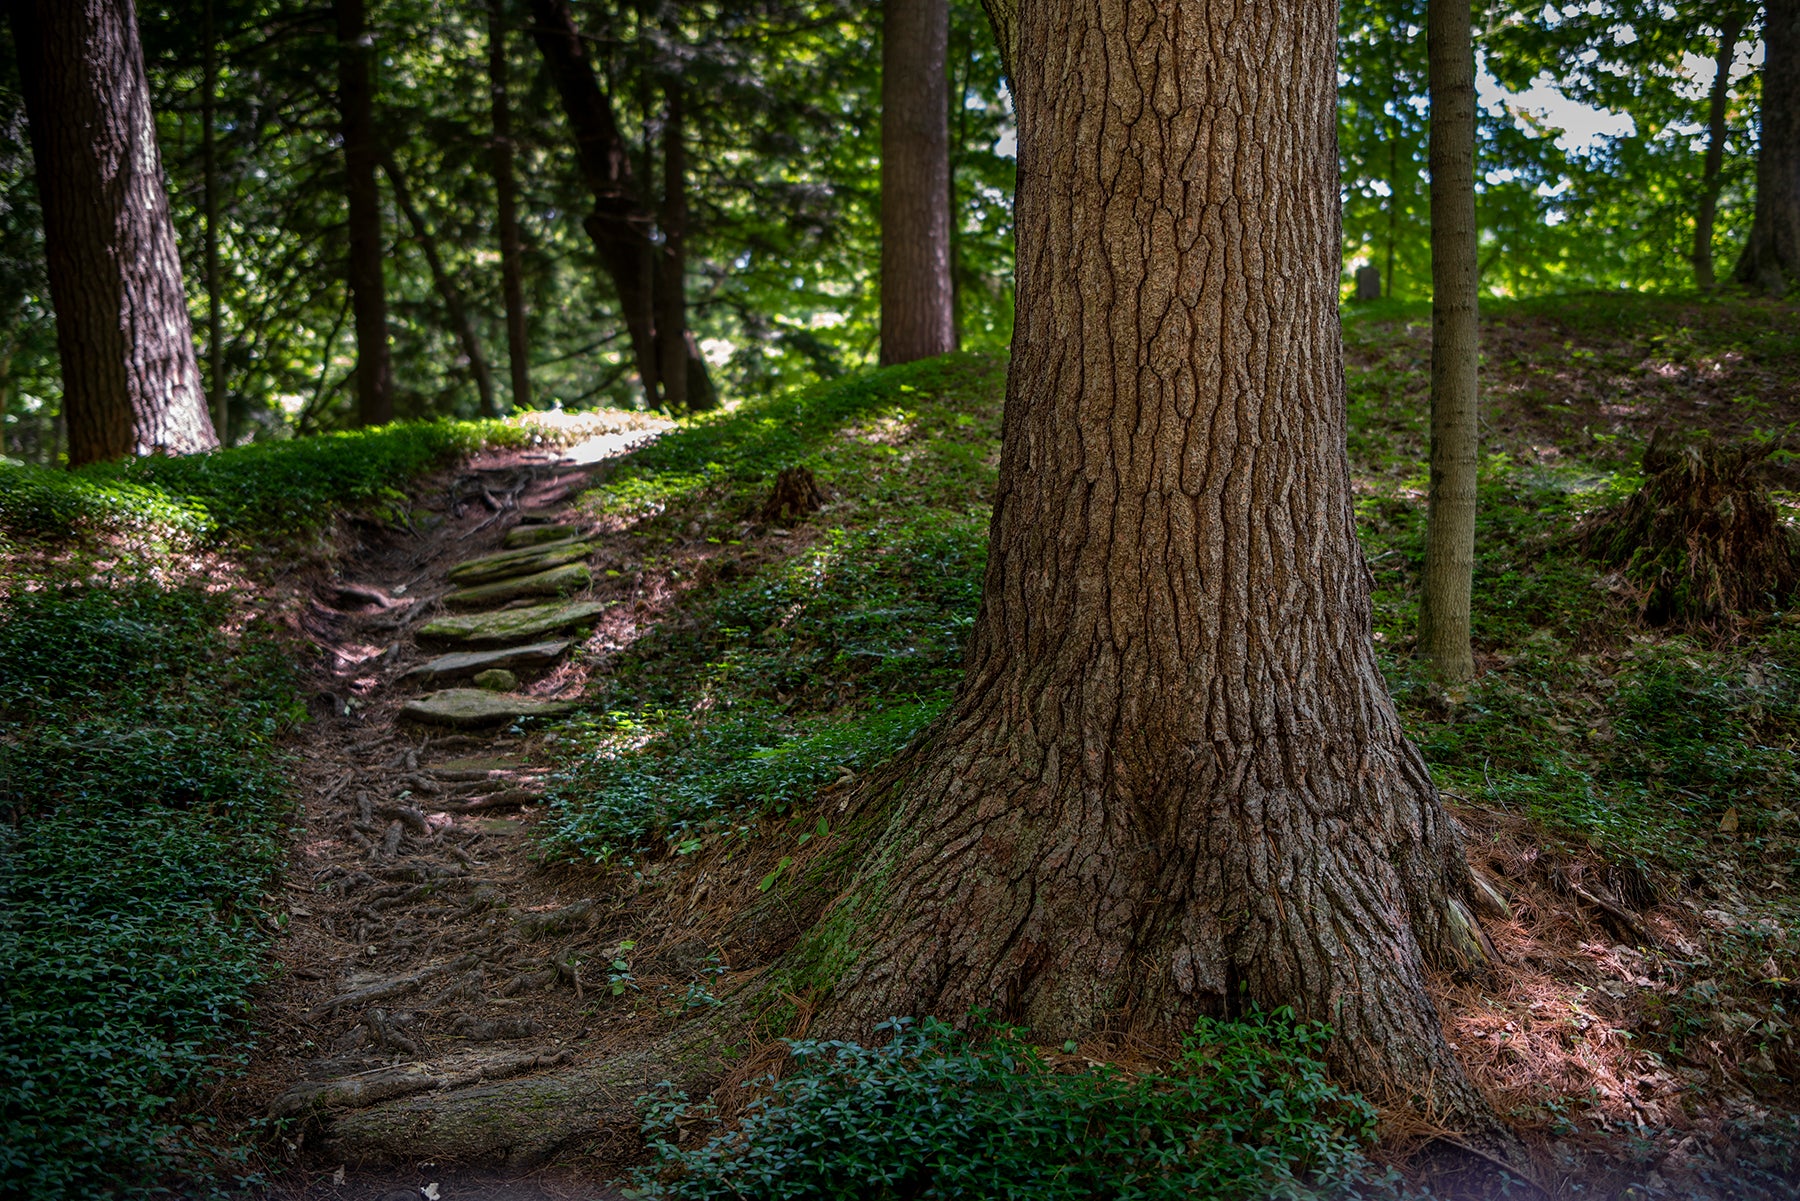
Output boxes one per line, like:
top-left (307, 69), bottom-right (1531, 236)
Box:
top-left (8, 0), bottom-right (217, 466)
top-left (1695, 12), bottom-right (1744, 291)
top-left (879, 0), bottom-right (955, 365)
top-left (656, 80), bottom-right (716, 413)
top-left (1419, 0), bottom-right (1480, 683)
top-left (526, 0), bottom-right (659, 402)
top-left (202, 0), bottom-right (226, 442)
top-left (336, 0), bottom-right (392, 425)
top-left (1736, 0), bottom-right (1800, 295)
top-left (817, 0), bottom-right (1502, 1139)
top-left (488, 0), bottom-right (528, 411)
top-left (381, 149), bottom-right (497, 417)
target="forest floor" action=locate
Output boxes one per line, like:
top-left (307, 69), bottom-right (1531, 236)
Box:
top-left (3, 293), bottom-right (1797, 1201)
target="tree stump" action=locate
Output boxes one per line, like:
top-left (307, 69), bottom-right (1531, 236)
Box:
top-left (761, 466), bottom-right (828, 524)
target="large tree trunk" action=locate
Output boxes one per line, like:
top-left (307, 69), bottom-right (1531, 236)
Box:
top-left (336, 0), bottom-right (392, 426)
top-left (8, 0), bottom-right (217, 466)
top-left (656, 79), bottom-right (717, 413)
top-left (879, 0), bottom-right (955, 365)
top-left (1735, 0), bottom-right (1800, 295)
top-left (202, 0), bottom-right (227, 442)
top-left (815, 0), bottom-right (1502, 1139)
top-left (1419, 0), bottom-right (1479, 682)
top-left (488, 0), bottom-right (528, 412)
top-left (381, 149), bottom-right (497, 417)
top-left (1695, 12), bottom-right (1745, 292)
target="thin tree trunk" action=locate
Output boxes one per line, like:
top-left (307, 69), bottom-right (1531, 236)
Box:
top-left (203, 0), bottom-right (226, 442)
top-left (656, 79), bottom-right (717, 414)
top-left (526, 0), bottom-right (659, 403)
top-left (1695, 12), bottom-right (1744, 291)
top-left (336, 0), bottom-right (392, 425)
top-left (488, 0), bottom-right (528, 411)
top-left (1735, 0), bottom-right (1800, 295)
top-left (8, 0), bottom-right (217, 466)
top-left (812, 0), bottom-right (1506, 1145)
top-left (380, 149), bottom-right (497, 416)
top-left (879, 0), bottom-right (955, 365)
top-left (1419, 0), bottom-right (1480, 683)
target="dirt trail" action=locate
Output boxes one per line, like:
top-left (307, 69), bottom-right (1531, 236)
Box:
top-left (242, 431), bottom-right (671, 1201)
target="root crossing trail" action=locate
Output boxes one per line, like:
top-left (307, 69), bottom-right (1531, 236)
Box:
top-left (246, 431), bottom-right (668, 1201)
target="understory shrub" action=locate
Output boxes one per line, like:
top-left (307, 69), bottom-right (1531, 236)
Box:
top-left (627, 1012), bottom-right (1391, 1201)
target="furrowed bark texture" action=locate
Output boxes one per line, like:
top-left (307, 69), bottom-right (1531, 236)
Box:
top-left (336, 0), bottom-right (392, 425)
top-left (822, 0), bottom-right (1498, 1133)
top-left (1695, 13), bottom-right (1745, 291)
top-left (880, 0), bottom-right (955, 365)
top-left (9, 0), bottom-right (217, 465)
top-left (489, 0), bottom-right (528, 411)
top-left (1736, 0), bottom-right (1800, 295)
top-left (1419, 0), bottom-right (1479, 683)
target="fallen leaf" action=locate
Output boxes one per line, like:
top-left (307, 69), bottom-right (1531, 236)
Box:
top-left (1719, 807), bottom-right (1739, 833)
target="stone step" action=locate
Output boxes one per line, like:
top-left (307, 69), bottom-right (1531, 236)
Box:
top-left (400, 689), bottom-right (578, 728)
top-left (446, 539), bottom-right (595, 587)
top-left (443, 562), bottom-right (591, 610)
top-left (419, 599), bottom-right (610, 645)
top-left (503, 523), bottom-right (583, 549)
top-left (401, 640), bottom-right (572, 685)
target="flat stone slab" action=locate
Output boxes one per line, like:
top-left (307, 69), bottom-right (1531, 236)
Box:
top-left (444, 562), bottom-right (591, 610)
top-left (447, 540), bottom-right (595, 586)
top-left (400, 689), bottom-right (578, 728)
top-left (401, 640), bottom-right (571, 684)
top-left (503, 524), bottom-right (582, 549)
top-left (419, 599), bottom-right (610, 645)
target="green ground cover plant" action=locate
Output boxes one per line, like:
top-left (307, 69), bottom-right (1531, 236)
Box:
top-left (627, 1011), bottom-right (1390, 1201)
top-left (0, 418), bottom-right (547, 545)
top-left (0, 583), bottom-right (299, 1199)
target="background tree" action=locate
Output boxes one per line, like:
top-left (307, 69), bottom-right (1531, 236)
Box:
top-left (7, 0), bottom-right (217, 465)
top-left (811, 0), bottom-right (1504, 1138)
top-left (1737, 0), bottom-right (1800, 294)
top-left (879, 0), bottom-right (954, 364)
top-left (335, 0), bottom-right (392, 425)
top-left (1419, 0), bottom-right (1479, 683)
top-left (487, 0), bottom-right (527, 411)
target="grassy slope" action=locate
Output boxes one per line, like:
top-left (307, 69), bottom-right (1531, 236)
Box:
top-left (0, 419), bottom-right (585, 1199)
top-left (539, 297), bottom-right (1798, 1187)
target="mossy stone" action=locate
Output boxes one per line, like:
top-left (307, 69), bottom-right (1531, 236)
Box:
top-left (473, 668), bottom-right (518, 691)
top-left (444, 562), bottom-right (591, 610)
top-left (419, 599), bottom-right (610, 645)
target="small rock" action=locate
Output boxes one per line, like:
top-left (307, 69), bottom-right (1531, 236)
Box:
top-left (473, 668), bottom-right (517, 691)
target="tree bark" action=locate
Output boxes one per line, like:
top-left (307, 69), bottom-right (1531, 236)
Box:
top-left (203, 0), bottom-right (226, 443)
top-left (488, 0), bottom-right (528, 412)
top-left (1419, 0), bottom-right (1480, 684)
top-left (812, 0), bottom-right (1503, 1141)
top-left (1694, 12), bottom-right (1744, 292)
top-left (656, 79), bottom-right (717, 413)
top-left (1735, 0), bottom-right (1800, 295)
top-left (336, 0), bottom-right (392, 425)
top-left (7, 0), bottom-right (217, 466)
top-left (879, 0), bottom-right (955, 365)
top-left (380, 149), bottom-right (497, 417)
